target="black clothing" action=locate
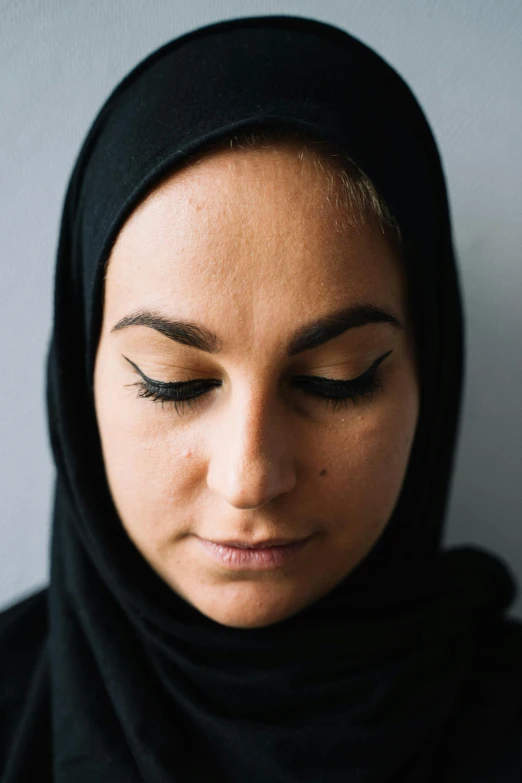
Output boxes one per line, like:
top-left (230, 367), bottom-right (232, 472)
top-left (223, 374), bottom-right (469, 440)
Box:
top-left (1, 14), bottom-right (521, 783)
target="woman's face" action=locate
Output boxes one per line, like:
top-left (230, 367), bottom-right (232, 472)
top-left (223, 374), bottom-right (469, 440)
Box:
top-left (94, 143), bottom-right (419, 629)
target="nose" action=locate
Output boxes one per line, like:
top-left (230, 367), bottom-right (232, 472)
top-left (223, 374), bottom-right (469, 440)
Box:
top-left (206, 388), bottom-right (297, 510)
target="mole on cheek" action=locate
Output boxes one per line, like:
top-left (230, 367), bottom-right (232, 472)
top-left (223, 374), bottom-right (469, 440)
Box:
top-left (319, 468), bottom-right (327, 476)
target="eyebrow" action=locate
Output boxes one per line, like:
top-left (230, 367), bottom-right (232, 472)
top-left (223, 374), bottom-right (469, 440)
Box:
top-left (111, 302), bottom-right (403, 357)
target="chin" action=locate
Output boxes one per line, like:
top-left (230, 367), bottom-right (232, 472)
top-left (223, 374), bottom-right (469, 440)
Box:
top-left (207, 608), bottom-right (292, 630)
top-left (190, 584), bottom-right (308, 629)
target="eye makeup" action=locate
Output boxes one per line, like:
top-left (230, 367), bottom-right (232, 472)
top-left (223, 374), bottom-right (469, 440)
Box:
top-left (122, 349), bottom-right (393, 417)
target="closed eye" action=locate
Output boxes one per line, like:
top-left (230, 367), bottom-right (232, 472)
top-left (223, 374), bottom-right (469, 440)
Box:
top-left (122, 350), bottom-right (393, 416)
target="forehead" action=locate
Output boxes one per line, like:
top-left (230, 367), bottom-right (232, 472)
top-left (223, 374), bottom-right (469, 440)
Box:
top-left (105, 145), bottom-right (407, 319)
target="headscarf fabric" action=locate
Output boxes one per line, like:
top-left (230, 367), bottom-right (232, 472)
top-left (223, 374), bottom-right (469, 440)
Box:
top-left (4, 14), bottom-right (518, 783)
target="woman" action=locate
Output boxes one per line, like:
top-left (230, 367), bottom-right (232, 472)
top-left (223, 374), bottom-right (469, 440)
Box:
top-left (1, 14), bottom-right (521, 783)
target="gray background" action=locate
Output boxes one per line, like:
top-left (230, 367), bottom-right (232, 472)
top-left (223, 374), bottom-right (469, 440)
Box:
top-left (1, 0), bottom-right (521, 616)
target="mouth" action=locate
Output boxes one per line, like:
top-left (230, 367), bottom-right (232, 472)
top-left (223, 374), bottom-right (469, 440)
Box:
top-left (197, 536), bottom-right (313, 571)
top-left (206, 537), bottom-right (310, 549)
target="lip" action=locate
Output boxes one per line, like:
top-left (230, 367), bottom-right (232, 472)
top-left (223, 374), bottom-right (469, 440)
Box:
top-left (210, 537), bottom-right (307, 549)
top-left (198, 536), bottom-right (312, 570)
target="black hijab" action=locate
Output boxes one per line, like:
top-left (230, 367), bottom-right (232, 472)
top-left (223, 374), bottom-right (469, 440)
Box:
top-left (3, 14), bottom-right (521, 783)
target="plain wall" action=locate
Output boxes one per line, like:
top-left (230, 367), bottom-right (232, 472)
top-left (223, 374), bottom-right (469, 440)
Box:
top-left (1, 0), bottom-right (521, 617)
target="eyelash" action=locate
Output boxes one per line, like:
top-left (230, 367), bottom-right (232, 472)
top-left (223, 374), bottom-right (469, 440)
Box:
top-left (125, 350), bottom-right (392, 417)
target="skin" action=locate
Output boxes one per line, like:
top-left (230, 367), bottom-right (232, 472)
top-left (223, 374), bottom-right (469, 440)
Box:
top-left (93, 142), bottom-right (420, 629)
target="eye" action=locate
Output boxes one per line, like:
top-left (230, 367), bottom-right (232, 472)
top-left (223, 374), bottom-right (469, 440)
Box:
top-left (128, 376), bottom-right (220, 416)
top-left (123, 350), bottom-right (392, 416)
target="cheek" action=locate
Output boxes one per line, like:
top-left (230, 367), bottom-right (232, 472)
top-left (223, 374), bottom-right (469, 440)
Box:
top-left (94, 355), bottom-right (195, 545)
top-left (322, 382), bottom-right (419, 539)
